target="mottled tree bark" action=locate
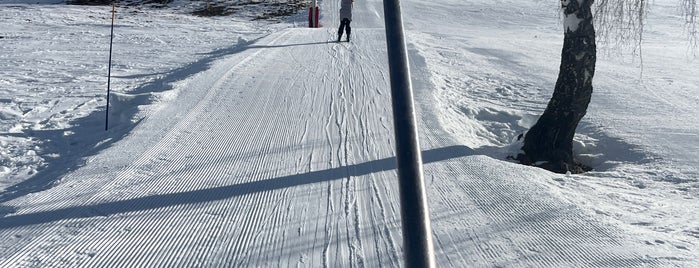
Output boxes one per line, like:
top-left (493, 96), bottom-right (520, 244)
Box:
top-left (519, 0), bottom-right (596, 173)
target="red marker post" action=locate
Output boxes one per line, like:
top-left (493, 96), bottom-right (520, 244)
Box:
top-left (308, 0), bottom-right (320, 28)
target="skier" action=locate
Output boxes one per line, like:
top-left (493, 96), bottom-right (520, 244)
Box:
top-left (338, 0), bottom-right (353, 42)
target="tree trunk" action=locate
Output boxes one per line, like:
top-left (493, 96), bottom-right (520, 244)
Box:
top-left (519, 0), bottom-right (596, 173)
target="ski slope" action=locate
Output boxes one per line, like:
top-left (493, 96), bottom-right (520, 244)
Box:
top-left (1, 0), bottom-right (698, 267)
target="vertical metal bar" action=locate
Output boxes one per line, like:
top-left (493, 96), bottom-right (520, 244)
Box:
top-left (382, 0), bottom-right (436, 267)
top-left (105, 2), bottom-right (116, 131)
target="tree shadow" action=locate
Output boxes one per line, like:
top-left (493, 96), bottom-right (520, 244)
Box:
top-left (0, 115), bottom-right (139, 204)
top-left (572, 122), bottom-right (654, 171)
top-left (0, 145), bottom-right (473, 229)
top-left (125, 36), bottom-right (265, 96)
top-left (464, 119), bottom-right (655, 174)
top-left (126, 36), bottom-right (328, 96)
top-left (0, 35), bottom-right (273, 204)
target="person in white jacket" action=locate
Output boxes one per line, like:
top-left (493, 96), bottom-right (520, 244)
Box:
top-left (338, 0), bottom-right (353, 42)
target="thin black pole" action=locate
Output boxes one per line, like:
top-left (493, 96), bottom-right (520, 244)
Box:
top-left (382, 0), bottom-right (436, 267)
top-left (105, 2), bottom-right (116, 131)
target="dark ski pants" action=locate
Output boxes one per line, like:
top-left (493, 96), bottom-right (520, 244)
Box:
top-left (338, 18), bottom-right (351, 41)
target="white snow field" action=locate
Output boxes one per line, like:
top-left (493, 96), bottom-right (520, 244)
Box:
top-left (1, 0), bottom-right (698, 266)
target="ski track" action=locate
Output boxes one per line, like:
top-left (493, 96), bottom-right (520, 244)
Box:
top-left (1, 0), bottom-right (696, 267)
top-left (1, 21), bottom-right (403, 268)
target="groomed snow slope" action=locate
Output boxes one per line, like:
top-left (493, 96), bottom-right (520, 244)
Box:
top-left (1, 0), bottom-right (697, 267)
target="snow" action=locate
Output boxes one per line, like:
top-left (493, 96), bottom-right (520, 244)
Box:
top-left (1, 0), bottom-right (698, 266)
top-left (563, 9), bottom-right (583, 33)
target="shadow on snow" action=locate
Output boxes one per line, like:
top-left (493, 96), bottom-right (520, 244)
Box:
top-left (0, 145), bottom-right (473, 229)
top-left (0, 33), bottom-right (329, 205)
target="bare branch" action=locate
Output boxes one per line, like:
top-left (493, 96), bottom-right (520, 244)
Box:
top-left (592, 0), bottom-right (698, 57)
top-left (593, 0), bottom-right (649, 56)
top-left (682, 0), bottom-right (699, 55)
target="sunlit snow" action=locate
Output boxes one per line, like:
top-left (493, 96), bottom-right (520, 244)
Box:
top-left (1, 0), bottom-right (697, 266)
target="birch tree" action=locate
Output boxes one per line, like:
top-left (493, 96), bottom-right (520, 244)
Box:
top-left (516, 0), bottom-right (698, 173)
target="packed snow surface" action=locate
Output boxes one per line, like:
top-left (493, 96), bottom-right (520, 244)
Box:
top-left (1, 0), bottom-right (697, 266)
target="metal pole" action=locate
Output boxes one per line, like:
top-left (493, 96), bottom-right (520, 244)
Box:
top-left (382, 0), bottom-right (436, 267)
top-left (105, 2), bottom-right (115, 131)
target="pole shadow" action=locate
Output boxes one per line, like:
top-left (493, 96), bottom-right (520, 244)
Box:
top-left (0, 33), bottom-right (284, 204)
top-left (247, 41), bottom-right (333, 49)
top-left (0, 145), bottom-right (473, 229)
